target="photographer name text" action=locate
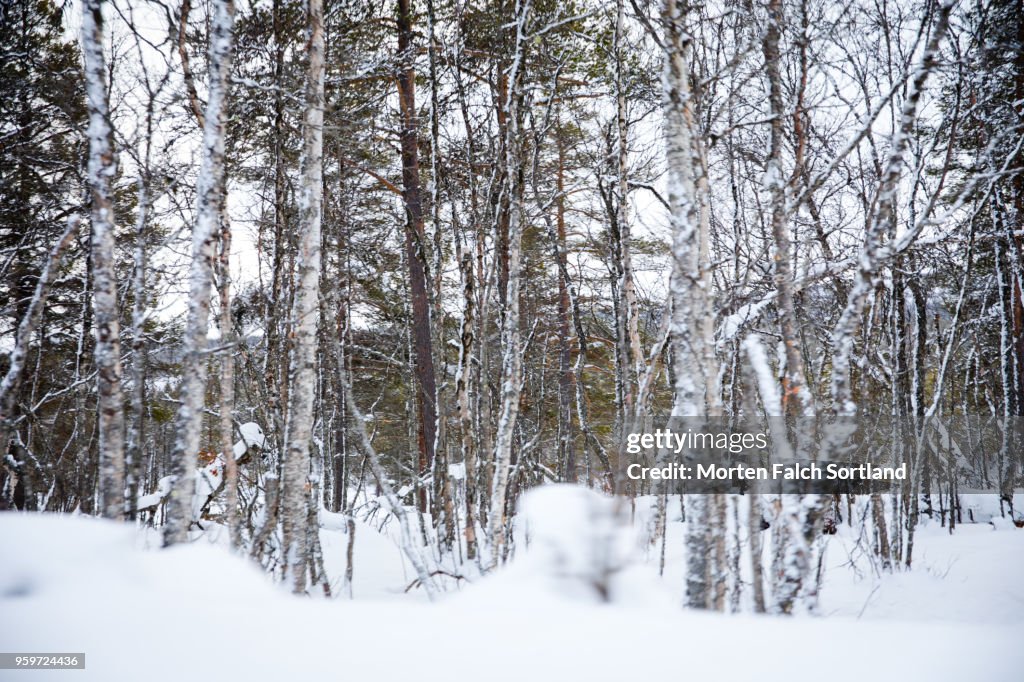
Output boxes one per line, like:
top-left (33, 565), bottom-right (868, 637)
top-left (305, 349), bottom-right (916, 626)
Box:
top-left (625, 462), bottom-right (908, 481)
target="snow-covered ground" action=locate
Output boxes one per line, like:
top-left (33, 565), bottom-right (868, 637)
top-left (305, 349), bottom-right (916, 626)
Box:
top-left (2, 491), bottom-right (1022, 681)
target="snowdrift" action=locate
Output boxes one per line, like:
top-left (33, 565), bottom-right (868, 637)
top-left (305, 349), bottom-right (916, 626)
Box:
top-left (2, 494), bottom-right (1024, 681)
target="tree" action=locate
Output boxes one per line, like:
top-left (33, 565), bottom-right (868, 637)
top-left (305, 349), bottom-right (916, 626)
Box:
top-left (487, 0), bottom-right (537, 568)
top-left (281, 0), bottom-right (324, 594)
top-left (81, 0), bottom-right (126, 521)
top-left (660, 0), bottom-right (721, 609)
top-left (395, 0), bottom-right (439, 517)
top-left (0, 0), bottom-right (88, 511)
top-left (164, 0), bottom-right (237, 547)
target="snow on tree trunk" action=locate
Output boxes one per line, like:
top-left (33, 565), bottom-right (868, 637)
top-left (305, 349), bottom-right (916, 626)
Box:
top-left (454, 246), bottom-right (478, 560)
top-left (661, 0), bottom-right (722, 610)
top-left (281, 0), bottom-right (324, 593)
top-left (661, 0), bottom-right (718, 420)
top-left (611, 0), bottom-right (641, 479)
top-left (81, 0), bottom-right (126, 522)
top-left (425, 0), bottom-right (456, 551)
top-left (762, 0), bottom-right (812, 417)
top-left (218, 212), bottom-right (238, 547)
top-left (127, 172), bottom-right (148, 522)
top-left (488, 0), bottom-right (532, 569)
top-left (744, 333), bottom-right (818, 614)
top-left (759, 0), bottom-right (825, 615)
top-left (830, 0), bottom-right (953, 416)
top-left (127, 84), bottom-right (159, 522)
top-left (164, 0), bottom-right (236, 547)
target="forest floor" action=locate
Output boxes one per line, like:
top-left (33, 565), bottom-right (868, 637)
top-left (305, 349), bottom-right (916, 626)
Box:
top-left (1, 495), bottom-right (1022, 681)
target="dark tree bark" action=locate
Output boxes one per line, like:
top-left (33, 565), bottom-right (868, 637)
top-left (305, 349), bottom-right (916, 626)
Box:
top-left (396, 0), bottom-right (438, 514)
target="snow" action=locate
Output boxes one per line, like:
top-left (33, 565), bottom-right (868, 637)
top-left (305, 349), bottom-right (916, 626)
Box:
top-left (819, 520), bottom-right (1024, 625)
top-left (743, 335), bottom-right (782, 416)
top-left (2, 488), bottom-right (1023, 681)
top-left (236, 421), bottom-right (266, 454)
top-left (135, 424), bottom-right (264, 512)
top-left (761, 160), bottom-right (783, 192)
top-left (135, 475), bottom-right (173, 510)
top-left (720, 298), bottom-right (773, 343)
top-left (503, 485), bottom-right (658, 604)
top-left (988, 516), bottom-right (1016, 532)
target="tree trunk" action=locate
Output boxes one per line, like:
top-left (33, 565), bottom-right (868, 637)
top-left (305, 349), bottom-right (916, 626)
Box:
top-left (396, 0), bottom-right (438, 514)
top-left (831, 1), bottom-right (952, 415)
top-left (219, 212), bottom-right (238, 547)
top-left (662, 0), bottom-right (720, 609)
top-left (555, 118), bottom-right (576, 483)
top-left (281, 0), bottom-right (324, 593)
top-left (612, 0), bottom-right (642, 461)
top-left (82, 0), bottom-right (126, 522)
top-left (127, 173), bottom-right (148, 522)
top-left (489, 0), bottom-right (532, 567)
top-left (164, 0), bottom-right (236, 547)
top-left (762, 0), bottom-right (812, 417)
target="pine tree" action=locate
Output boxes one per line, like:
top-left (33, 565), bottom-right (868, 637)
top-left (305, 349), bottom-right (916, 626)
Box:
top-left (0, 0), bottom-right (89, 510)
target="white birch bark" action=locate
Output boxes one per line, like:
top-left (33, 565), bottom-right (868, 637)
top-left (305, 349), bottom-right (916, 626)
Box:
top-left (218, 216), bottom-right (238, 547)
top-left (488, 0), bottom-right (532, 568)
top-left (613, 0), bottom-right (641, 452)
top-left (758, 0), bottom-right (821, 615)
top-left (661, 0), bottom-right (720, 610)
top-left (127, 171), bottom-right (148, 522)
top-left (281, 0), bottom-right (324, 593)
top-left (662, 0), bottom-right (718, 419)
top-left (164, 0), bottom-right (236, 546)
top-left (82, 0), bottom-right (126, 521)
top-left (830, 0), bottom-right (953, 416)
top-left (762, 0), bottom-right (812, 416)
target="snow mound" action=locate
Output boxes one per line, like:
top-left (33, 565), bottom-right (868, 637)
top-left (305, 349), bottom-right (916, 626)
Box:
top-left (519, 485), bottom-right (644, 601)
top-left (0, 513), bottom-right (140, 600)
top-left (456, 486), bottom-right (679, 607)
top-left (988, 515), bottom-right (1018, 531)
top-left (2, 510), bottom-right (1023, 681)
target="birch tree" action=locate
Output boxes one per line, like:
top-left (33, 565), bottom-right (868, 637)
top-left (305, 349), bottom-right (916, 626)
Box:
top-left (489, 0), bottom-right (532, 568)
top-left (830, 0), bottom-right (954, 416)
top-left (610, 0), bottom-right (643, 470)
top-left (661, 0), bottom-right (721, 609)
top-left (281, 0), bottom-right (324, 593)
top-left (757, 0), bottom-right (820, 616)
top-left (761, 0), bottom-right (812, 417)
top-left (164, 0), bottom-right (236, 547)
top-left (81, 0), bottom-right (125, 521)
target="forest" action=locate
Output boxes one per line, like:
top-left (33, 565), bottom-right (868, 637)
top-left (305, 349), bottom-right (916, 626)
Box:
top-left (1, 0), bottom-right (1023, 676)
